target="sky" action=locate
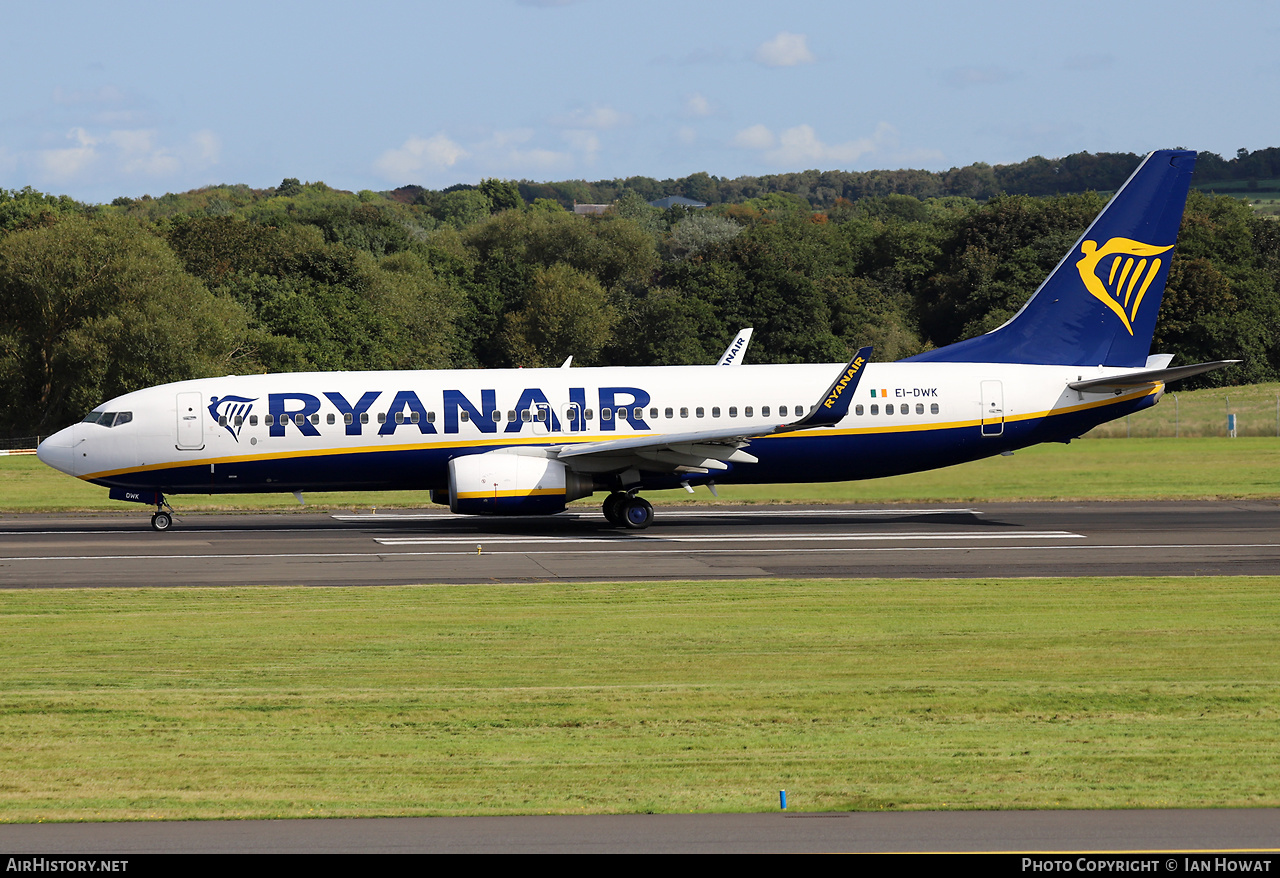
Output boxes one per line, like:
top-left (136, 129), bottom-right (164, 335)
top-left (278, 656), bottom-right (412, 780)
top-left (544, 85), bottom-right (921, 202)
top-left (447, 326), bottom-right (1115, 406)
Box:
top-left (3, 0), bottom-right (1277, 204)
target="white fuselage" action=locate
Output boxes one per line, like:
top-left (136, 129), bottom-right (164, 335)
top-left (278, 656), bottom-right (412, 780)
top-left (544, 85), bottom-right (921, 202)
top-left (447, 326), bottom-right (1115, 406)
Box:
top-left (37, 360), bottom-right (1160, 496)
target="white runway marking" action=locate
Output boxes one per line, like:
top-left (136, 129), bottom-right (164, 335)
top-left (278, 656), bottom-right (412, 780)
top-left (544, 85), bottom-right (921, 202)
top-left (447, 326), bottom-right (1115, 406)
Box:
top-left (9, 543), bottom-right (1280, 564)
top-left (372, 530), bottom-right (1083, 546)
top-left (331, 508), bottom-right (981, 522)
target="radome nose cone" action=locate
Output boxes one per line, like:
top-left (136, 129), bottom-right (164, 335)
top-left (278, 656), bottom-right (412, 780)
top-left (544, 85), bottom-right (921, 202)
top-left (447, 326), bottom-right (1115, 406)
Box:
top-left (36, 427), bottom-right (76, 476)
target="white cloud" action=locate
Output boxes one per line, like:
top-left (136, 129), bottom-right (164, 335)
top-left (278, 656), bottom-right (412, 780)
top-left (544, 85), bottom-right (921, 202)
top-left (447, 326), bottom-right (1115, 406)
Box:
top-left (562, 129), bottom-right (602, 163)
top-left (753, 32), bottom-right (815, 67)
top-left (35, 126), bottom-right (219, 185)
top-left (552, 105), bottom-right (629, 130)
top-left (39, 127), bottom-right (100, 181)
top-left (374, 127), bottom-right (607, 183)
top-left (190, 130), bottom-right (221, 165)
top-left (479, 128), bottom-right (574, 173)
top-left (733, 122), bottom-right (898, 167)
top-left (676, 126), bottom-right (697, 146)
top-left (685, 93), bottom-right (712, 117)
top-left (374, 134), bottom-right (468, 180)
top-left (733, 124), bottom-right (776, 151)
top-left (109, 129), bottom-right (180, 177)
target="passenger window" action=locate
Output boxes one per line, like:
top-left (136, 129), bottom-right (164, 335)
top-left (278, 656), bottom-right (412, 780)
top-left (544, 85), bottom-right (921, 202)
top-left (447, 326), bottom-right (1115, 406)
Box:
top-left (886, 404), bottom-right (894, 415)
top-left (508, 410), bottom-right (517, 422)
top-left (603, 408), bottom-right (613, 421)
top-left (250, 415), bottom-right (258, 426)
top-left (915, 404), bottom-right (923, 415)
top-left (295, 414), bottom-right (306, 426)
top-left (745, 406), bottom-right (753, 417)
top-left (931, 403), bottom-right (939, 415)
top-left (796, 405), bottom-right (805, 416)
top-left (696, 407), bottom-right (705, 418)
top-left (665, 407), bottom-right (673, 419)
top-left (460, 411), bottom-right (469, 422)
top-left (779, 406), bottom-right (788, 417)
top-left (265, 414), bottom-right (274, 426)
top-left (537, 408), bottom-right (547, 422)
top-left (712, 407), bottom-right (721, 418)
top-left (680, 407), bottom-right (689, 418)
top-left (219, 415), bottom-right (227, 426)
top-left (762, 406), bottom-right (770, 417)
top-left (650, 407), bottom-right (658, 419)
top-left (855, 405), bottom-right (864, 416)
top-left (310, 413), bottom-right (320, 425)
top-left (633, 407), bottom-right (643, 421)
top-left (360, 413), bottom-right (369, 424)
top-left (584, 409), bottom-right (594, 421)
top-left (378, 413), bottom-right (387, 424)
top-left (410, 412), bottom-right (420, 424)
top-left (344, 413), bottom-right (353, 425)
top-left (395, 412), bottom-right (405, 424)
top-left (870, 404), bottom-right (879, 415)
top-left (728, 406), bottom-right (738, 418)
top-left (521, 410), bottom-right (531, 422)
top-left (427, 412), bottom-right (436, 423)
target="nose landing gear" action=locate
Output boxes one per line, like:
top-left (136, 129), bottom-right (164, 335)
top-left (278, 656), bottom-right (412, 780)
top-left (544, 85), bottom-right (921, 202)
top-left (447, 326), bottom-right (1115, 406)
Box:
top-left (150, 495), bottom-right (177, 532)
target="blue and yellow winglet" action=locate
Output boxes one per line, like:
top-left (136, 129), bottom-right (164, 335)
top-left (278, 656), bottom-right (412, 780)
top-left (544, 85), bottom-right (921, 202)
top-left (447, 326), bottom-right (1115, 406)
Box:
top-left (777, 346), bottom-right (872, 432)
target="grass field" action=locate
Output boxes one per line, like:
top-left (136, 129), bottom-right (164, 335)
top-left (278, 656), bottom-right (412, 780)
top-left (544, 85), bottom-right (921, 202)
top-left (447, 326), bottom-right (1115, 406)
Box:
top-left (1085, 382), bottom-right (1280, 438)
top-left (1, 578), bottom-right (1277, 821)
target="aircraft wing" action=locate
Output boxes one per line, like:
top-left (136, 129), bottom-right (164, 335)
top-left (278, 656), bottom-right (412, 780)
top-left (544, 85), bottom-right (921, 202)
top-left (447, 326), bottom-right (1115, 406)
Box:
top-left (1068, 359), bottom-right (1239, 394)
top-left (548, 346), bottom-right (871, 474)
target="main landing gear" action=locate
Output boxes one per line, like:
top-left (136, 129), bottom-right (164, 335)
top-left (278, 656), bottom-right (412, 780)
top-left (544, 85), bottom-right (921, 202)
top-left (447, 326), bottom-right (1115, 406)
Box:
top-left (602, 491), bottom-right (654, 530)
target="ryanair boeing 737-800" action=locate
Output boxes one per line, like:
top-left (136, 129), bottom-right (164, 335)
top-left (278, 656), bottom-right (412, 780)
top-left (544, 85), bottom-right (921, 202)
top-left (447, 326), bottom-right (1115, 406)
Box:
top-left (37, 150), bottom-right (1235, 531)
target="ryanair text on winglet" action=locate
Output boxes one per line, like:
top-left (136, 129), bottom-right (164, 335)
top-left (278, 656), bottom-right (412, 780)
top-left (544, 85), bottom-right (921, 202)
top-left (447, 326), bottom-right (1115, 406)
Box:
top-left (823, 356), bottom-right (866, 409)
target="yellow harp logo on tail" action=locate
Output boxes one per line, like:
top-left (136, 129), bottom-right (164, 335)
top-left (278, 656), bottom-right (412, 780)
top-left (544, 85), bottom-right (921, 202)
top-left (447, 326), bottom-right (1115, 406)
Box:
top-left (1075, 237), bottom-right (1174, 336)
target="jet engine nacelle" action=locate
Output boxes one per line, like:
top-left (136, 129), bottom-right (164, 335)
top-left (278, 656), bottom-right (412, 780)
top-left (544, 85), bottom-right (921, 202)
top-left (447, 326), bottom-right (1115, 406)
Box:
top-left (448, 452), bottom-right (593, 516)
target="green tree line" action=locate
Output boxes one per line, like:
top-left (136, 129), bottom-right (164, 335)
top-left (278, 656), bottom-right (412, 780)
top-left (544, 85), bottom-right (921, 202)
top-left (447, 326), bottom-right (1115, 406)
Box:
top-left (2, 158), bottom-right (1278, 437)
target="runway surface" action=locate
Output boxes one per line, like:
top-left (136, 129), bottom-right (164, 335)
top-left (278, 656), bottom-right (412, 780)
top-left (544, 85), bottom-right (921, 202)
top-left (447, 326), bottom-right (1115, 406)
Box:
top-left (2, 809), bottom-right (1278, 854)
top-left (1, 500), bottom-right (1278, 588)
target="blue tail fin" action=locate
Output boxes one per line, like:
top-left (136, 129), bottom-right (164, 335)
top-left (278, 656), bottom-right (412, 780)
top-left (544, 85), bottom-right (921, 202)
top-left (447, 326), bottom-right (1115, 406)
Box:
top-left (907, 149), bottom-right (1196, 367)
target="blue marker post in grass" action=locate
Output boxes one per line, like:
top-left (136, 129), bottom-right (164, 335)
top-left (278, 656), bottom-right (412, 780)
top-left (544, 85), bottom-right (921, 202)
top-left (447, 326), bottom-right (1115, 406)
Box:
top-left (779, 790), bottom-right (787, 810)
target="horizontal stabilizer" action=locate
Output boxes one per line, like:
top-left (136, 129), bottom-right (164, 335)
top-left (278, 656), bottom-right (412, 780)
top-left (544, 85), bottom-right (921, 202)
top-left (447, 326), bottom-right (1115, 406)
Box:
top-left (1068, 360), bottom-right (1239, 394)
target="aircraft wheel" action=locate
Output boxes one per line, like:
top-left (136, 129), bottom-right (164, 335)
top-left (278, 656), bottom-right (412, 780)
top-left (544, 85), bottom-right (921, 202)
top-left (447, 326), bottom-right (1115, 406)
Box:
top-left (621, 496), bottom-right (653, 530)
top-left (602, 492), bottom-right (628, 525)
top-left (150, 511), bottom-right (173, 532)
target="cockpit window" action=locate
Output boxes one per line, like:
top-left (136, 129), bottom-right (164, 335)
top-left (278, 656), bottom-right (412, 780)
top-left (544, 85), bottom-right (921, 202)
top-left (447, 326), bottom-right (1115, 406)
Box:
top-left (81, 411), bottom-right (131, 427)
